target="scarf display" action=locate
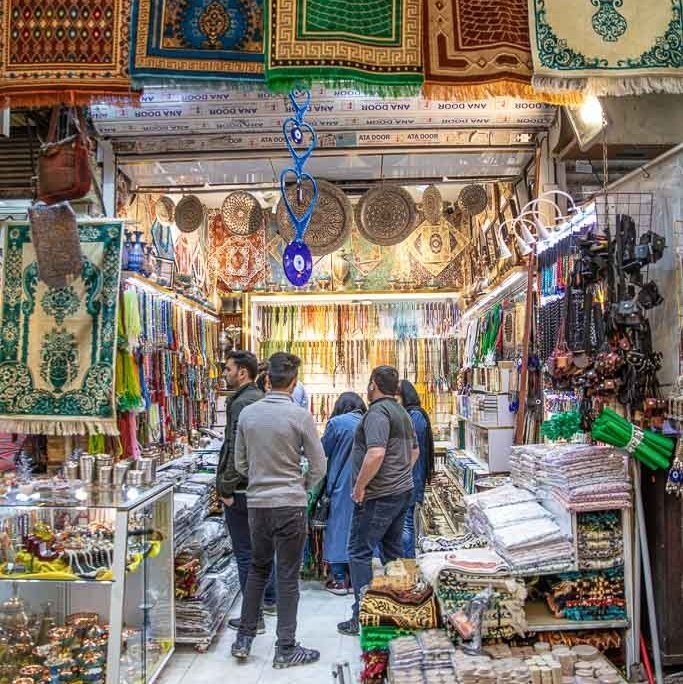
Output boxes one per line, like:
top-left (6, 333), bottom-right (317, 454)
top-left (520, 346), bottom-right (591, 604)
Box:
top-left (265, 0), bottom-right (424, 95)
top-left (510, 444), bottom-right (632, 511)
top-left (436, 568), bottom-right (528, 642)
top-left (0, 0), bottom-right (135, 107)
top-left (130, 0), bottom-right (265, 88)
top-left (577, 511), bottom-right (624, 571)
top-left (544, 568), bottom-right (627, 622)
top-left (0, 220), bottom-right (123, 436)
top-left (528, 0), bottom-right (683, 96)
top-left (422, 0), bottom-right (581, 103)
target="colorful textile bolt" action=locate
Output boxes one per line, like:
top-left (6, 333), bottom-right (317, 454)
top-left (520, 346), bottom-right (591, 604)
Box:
top-left (130, 0), bottom-right (264, 87)
top-left (422, 0), bottom-right (581, 102)
top-left (528, 0), bottom-right (683, 96)
top-left (0, 221), bottom-right (123, 435)
top-left (265, 0), bottom-right (423, 95)
top-left (0, 0), bottom-right (135, 106)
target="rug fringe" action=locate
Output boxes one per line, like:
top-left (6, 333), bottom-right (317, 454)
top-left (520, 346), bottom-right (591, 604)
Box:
top-left (532, 75), bottom-right (683, 97)
top-left (0, 418), bottom-right (120, 437)
top-left (422, 80), bottom-right (585, 105)
top-left (266, 75), bottom-right (424, 99)
top-left (132, 77), bottom-right (266, 93)
top-left (1, 89), bottom-right (140, 109)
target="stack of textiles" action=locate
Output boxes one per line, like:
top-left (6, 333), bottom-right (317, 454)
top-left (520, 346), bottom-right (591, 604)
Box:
top-left (466, 485), bottom-right (574, 573)
top-left (173, 492), bottom-right (204, 549)
top-left (361, 650), bottom-right (390, 684)
top-left (386, 631), bottom-right (458, 683)
top-left (417, 531), bottom-right (488, 555)
top-left (418, 548), bottom-right (509, 586)
top-left (577, 511), bottom-right (624, 570)
top-left (510, 445), bottom-right (631, 510)
top-left (361, 626), bottom-right (416, 652)
top-left (359, 583), bottom-right (439, 630)
top-left (545, 568), bottom-right (626, 622)
top-left (436, 567), bottom-right (527, 642)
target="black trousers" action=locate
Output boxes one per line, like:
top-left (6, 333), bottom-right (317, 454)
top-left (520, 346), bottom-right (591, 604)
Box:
top-left (238, 506), bottom-right (307, 650)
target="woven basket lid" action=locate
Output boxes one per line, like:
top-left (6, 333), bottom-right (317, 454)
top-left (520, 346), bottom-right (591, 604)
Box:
top-left (276, 179), bottom-right (352, 256)
top-left (355, 184), bottom-right (417, 246)
top-left (175, 195), bottom-right (204, 233)
top-left (457, 184), bottom-right (488, 216)
top-left (421, 185), bottom-right (442, 224)
top-left (154, 196), bottom-right (175, 226)
top-left (221, 191), bottom-right (264, 236)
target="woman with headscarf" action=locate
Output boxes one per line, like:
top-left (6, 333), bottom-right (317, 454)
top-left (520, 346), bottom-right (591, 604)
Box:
top-left (398, 380), bottom-right (435, 558)
top-left (321, 391), bottom-right (367, 594)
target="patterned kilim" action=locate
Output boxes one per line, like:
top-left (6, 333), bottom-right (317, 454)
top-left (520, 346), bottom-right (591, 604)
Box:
top-left (265, 0), bottom-right (423, 95)
top-left (0, 221), bottom-right (123, 436)
top-left (423, 0), bottom-right (581, 102)
top-left (131, 0), bottom-right (264, 87)
top-left (529, 0), bottom-right (683, 95)
top-left (0, 0), bottom-right (135, 107)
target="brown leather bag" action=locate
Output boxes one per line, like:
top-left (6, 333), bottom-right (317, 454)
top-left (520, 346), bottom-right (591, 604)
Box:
top-left (37, 107), bottom-right (91, 205)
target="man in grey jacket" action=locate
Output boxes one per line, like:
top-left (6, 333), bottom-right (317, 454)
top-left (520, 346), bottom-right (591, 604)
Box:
top-left (231, 352), bottom-right (326, 669)
top-left (216, 350), bottom-right (275, 632)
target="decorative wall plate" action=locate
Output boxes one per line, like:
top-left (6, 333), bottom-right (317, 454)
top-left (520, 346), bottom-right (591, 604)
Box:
top-left (221, 191), bottom-right (263, 236)
top-left (154, 196), bottom-right (175, 226)
top-left (276, 179), bottom-right (352, 256)
top-left (457, 184), bottom-right (488, 216)
top-left (174, 195), bottom-right (204, 233)
top-left (422, 185), bottom-right (442, 224)
top-left (355, 185), bottom-right (417, 246)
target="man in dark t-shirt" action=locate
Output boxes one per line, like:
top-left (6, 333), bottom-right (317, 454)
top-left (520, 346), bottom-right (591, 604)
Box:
top-left (338, 365), bottom-right (418, 636)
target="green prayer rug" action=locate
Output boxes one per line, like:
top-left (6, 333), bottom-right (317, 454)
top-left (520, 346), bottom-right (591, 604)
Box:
top-left (529, 0), bottom-right (683, 95)
top-left (265, 0), bottom-right (423, 95)
top-left (0, 221), bottom-right (123, 436)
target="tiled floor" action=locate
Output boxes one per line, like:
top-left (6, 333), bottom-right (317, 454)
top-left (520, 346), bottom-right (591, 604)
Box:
top-left (160, 583), bottom-right (361, 684)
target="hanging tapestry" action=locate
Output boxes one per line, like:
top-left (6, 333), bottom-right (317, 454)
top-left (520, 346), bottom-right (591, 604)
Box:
top-left (528, 0), bottom-right (683, 96)
top-left (265, 0), bottom-right (423, 95)
top-left (131, 0), bottom-right (264, 87)
top-left (0, 0), bottom-right (135, 107)
top-left (0, 221), bottom-right (123, 436)
top-left (423, 0), bottom-right (581, 102)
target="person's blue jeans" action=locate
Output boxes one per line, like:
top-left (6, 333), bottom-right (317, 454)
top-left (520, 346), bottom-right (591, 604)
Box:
top-left (224, 493), bottom-right (276, 606)
top-left (348, 489), bottom-right (413, 619)
top-left (330, 562), bottom-right (349, 582)
top-left (402, 503), bottom-right (416, 559)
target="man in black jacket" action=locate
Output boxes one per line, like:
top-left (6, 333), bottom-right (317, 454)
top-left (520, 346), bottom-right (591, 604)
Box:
top-left (216, 350), bottom-right (275, 632)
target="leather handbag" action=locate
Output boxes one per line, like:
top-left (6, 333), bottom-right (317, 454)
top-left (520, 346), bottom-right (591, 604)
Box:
top-left (37, 107), bottom-right (91, 205)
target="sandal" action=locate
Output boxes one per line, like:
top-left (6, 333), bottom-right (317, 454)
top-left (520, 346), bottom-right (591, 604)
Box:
top-left (273, 643), bottom-right (320, 669)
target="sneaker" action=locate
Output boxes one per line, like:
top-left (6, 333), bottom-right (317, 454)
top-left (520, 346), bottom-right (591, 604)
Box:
top-left (325, 579), bottom-right (351, 596)
top-left (231, 634), bottom-right (254, 660)
top-left (273, 643), bottom-right (320, 669)
top-left (262, 602), bottom-right (277, 615)
top-left (337, 617), bottom-right (359, 636)
top-left (228, 617), bottom-right (265, 634)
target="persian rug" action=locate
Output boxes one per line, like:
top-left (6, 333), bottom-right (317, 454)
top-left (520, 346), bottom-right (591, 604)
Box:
top-left (0, 0), bottom-right (135, 107)
top-left (423, 0), bottom-right (581, 102)
top-left (528, 0), bottom-right (683, 95)
top-left (265, 0), bottom-right (423, 95)
top-left (0, 221), bottom-right (123, 436)
top-left (131, 0), bottom-right (264, 87)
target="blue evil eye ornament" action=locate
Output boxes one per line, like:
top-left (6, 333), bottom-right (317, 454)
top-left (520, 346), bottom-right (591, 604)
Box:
top-left (283, 240), bottom-right (313, 286)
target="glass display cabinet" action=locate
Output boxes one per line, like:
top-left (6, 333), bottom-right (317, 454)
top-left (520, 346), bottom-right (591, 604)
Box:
top-left (0, 481), bottom-right (174, 684)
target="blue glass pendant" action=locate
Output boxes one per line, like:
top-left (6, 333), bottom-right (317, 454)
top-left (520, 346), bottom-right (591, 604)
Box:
top-left (283, 240), bottom-right (313, 286)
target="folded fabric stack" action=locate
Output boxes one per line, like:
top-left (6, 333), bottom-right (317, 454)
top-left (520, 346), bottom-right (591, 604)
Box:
top-left (417, 531), bottom-right (488, 555)
top-left (466, 485), bottom-right (574, 574)
top-left (577, 511), bottom-right (624, 571)
top-left (436, 567), bottom-right (527, 642)
top-left (386, 631), bottom-right (458, 683)
top-left (510, 445), bottom-right (631, 511)
top-left (173, 492), bottom-right (204, 549)
top-left (418, 548), bottom-right (509, 587)
top-left (359, 584), bottom-right (439, 630)
top-left (545, 568), bottom-right (626, 622)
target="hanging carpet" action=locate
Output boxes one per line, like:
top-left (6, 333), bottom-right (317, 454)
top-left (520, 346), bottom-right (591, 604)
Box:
top-left (423, 0), bottom-right (582, 103)
top-left (0, 221), bottom-right (123, 436)
top-left (0, 0), bottom-right (135, 107)
top-left (131, 0), bottom-right (264, 87)
top-left (528, 0), bottom-right (683, 96)
top-left (265, 0), bottom-right (423, 95)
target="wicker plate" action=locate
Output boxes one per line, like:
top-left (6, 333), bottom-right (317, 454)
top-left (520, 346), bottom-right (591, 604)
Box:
top-left (276, 179), bottom-right (352, 256)
top-left (457, 184), bottom-right (488, 216)
top-left (154, 196), bottom-right (175, 226)
top-left (422, 185), bottom-right (442, 224)
top-left (175, 195), bottom-right (204, 233)
top-left (221, 191), bottom-right (263, 236)
top-left (355, 184), bottom-right (417, 246)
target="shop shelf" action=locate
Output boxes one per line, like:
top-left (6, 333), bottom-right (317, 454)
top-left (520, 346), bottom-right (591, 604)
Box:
top-left (525, 600), bottom-right (629, 632)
